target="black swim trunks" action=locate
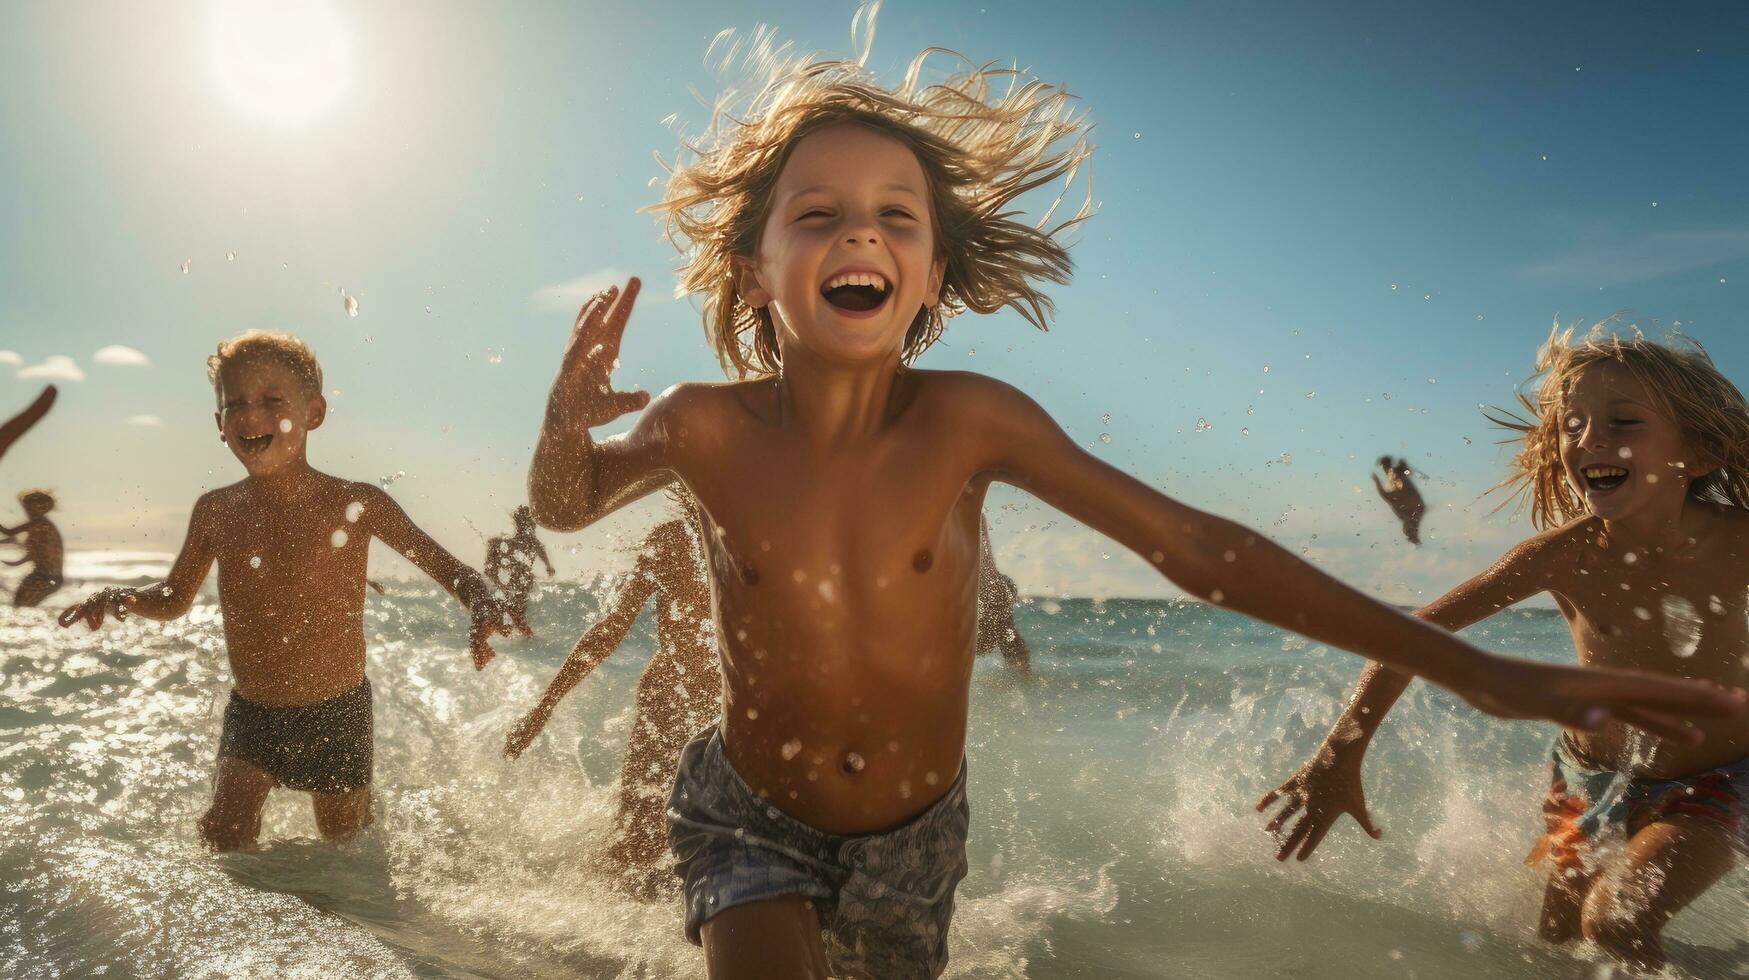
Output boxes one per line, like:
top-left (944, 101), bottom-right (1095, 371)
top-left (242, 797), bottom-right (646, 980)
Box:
top-left (218, 679), bottom-right (373, 792)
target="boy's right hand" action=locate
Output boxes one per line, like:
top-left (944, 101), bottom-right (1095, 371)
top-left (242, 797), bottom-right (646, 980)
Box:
top-left (546, 278), bottom-right (651, 432)
top-left (504, 704), bottom-right (552, 759)
top-left (1458, 654), bottom-right (1746, 745)
top-left (1256, 740), bottom-right (1381, 861)
top-left (57, 588), bottom-right (135, 630)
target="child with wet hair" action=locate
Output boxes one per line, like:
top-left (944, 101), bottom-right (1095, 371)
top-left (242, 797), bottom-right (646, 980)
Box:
top-left (3, 489), bottom-right (64, 607)
top-left (60, 329), bottom-right (509, 850)
top-left (527, 33), bottom-right (1741, 978)
top-left (1262, 323), bottom-right (1749, 971)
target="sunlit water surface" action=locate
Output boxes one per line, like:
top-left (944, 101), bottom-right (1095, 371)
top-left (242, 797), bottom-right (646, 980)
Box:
top-left (4, 562), bottom-right (1746, 979)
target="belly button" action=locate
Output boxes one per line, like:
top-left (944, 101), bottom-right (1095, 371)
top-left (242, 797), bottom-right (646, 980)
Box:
top-left (840, 751), bottom-right (866, 775)
top-left (912, 549), bottom-right (933, 573)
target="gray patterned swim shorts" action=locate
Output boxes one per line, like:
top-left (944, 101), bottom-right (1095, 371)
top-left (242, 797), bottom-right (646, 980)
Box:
top-left (666, 727), bottom-right (970, 980)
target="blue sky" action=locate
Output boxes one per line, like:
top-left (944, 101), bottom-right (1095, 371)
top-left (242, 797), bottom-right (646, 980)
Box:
top-left (2, 0), bottom-right (1746, 600)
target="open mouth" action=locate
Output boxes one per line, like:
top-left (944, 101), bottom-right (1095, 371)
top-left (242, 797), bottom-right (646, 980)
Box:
top-left (1581, 464), bottom-right (1630, 493)
top-left (820, 271), bottom-right (892, 314)
top-left (237, 433), bottom-right (274, 456)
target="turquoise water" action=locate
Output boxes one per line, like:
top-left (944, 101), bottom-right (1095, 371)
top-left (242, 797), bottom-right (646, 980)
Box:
top-left (4, 560), bottom-right (1746, 978)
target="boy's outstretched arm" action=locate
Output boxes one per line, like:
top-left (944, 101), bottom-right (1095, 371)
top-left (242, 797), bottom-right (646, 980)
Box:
top-left (0, 386), bottom-right (55, 466)
top-left (1257, 535), bottom-right (1559, 860)
top-left (363, 486), bottom-right (507, 669)
top-left (529, 278), bottom-right (676, 532)
top-left (59, 494), bottom-right (218, 628)
top-left (972, 379), bottom-right (1743, 738)
top-left (504, 556), bottom-right (658, 758)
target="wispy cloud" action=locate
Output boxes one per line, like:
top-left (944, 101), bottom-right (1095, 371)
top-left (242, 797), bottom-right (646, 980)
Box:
top-left (126, 414), bottom-right (163, 427)
top-left (17, 355), bottom-right (85, 382)
top-left (1519, 227), bottom-right (1749, 287)
top-left (94, 345), bottom-right (151, 367)
top-left (0, 351), bottom-right (20, 366)
top-left (529, 268), bottom-right (662, 313)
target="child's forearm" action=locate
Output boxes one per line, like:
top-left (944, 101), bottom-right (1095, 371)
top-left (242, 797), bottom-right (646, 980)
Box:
top-left (1165, 516), bottom-right (1491, 694)
top-left (1325, 662), bottom-right (1415, 753)
top-left (528, 414), bottom-right (600, 532)
top-left (124, 584), bottom-right (193, 621)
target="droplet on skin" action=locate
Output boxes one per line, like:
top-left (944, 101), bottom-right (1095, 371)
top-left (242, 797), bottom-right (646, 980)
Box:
top-left (1633, 606), bottom-right (1651, 620)
top-left (781, 739), bottom-right (802, 761)
top-left (331, 528), bottom-right (349, 548)
top-left (1618, 447), bottom-right (1633, 459)
top-left (1708, 595), bottom-right (1725, 615)
top-left (1623, 551), bottom-right (1638, 564)
top-left (1223, 550), bottom-right (1236, 562)
top-left (1210, 589), bottom-right (1225, 604)
top-left (924, 771), bottom-right (939, 786)
top-left (841, 752), bottom-right (865, 774)
top-left (746, 707), bottom-right (759, 720)
top-left (278, 418), bottom-right (292, 433)
top-left (345, 501), bottom-right (364, 522)
top-left (249, 555), bottom-right (261, 569)
top-left (1150, 550), bottom-right (1164, 563)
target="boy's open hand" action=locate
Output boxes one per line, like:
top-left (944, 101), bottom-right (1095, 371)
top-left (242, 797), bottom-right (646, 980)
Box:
top-left (548, 278), bottom-right (650, 432)
top-left (468, 596), bottom-right (511, 670)
top-left (1256, 739), bottom-right (1381, 861)
top-left (1461, 655), bottom-right (1746, 744)
top-left (504, 704), bottom-right (553, 759)
top-left (57, 588), bottom-right (135, 630)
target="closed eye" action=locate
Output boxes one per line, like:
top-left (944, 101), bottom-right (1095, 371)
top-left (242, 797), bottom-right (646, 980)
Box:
top-left (796, 209), bottom-right (832, 221)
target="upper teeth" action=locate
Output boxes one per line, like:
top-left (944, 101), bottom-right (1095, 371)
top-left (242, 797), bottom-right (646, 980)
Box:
top-left (1583, 465), bottom-right (1628, 478)
top-left (825, 272), bottom-right (888, 291)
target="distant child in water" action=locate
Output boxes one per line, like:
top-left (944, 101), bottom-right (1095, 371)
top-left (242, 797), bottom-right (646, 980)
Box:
top-left (3, 489), bottom-right (64, 607)
top-left (506, 489), bottom-right (717, 897)
top-left (525, 37), bottom-right (1738, 978)
top-left (1372, 455), bottom-right (1426, 545)
top-left (486, 504), bottom-right (554, 636)
top-left (1263, 326), bottom-right (1749, 971)
top-left (59, 331), bottom-right (509, 850)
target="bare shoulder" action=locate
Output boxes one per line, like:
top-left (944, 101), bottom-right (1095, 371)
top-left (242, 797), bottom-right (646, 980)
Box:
top-left (1503, 517), bottom-right (1591, 568)
top-left (1695, 501), bottom-right (1749, 563)
top-left (905, 370), bottom-right (1046, 426)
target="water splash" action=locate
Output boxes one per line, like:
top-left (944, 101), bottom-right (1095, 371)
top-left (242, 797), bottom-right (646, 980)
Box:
top-left (1661, 595), bottom-right (1703, 658)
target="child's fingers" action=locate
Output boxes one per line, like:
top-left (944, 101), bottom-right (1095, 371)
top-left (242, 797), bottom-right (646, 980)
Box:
top-left (1256, 787), bottom-right (1282, 812)
top-left (597, 277), bottom-right (642, 358)
top-left (1274, 814), bottom-right (1314, 862)
top-left (1294, 820), bottom-right (1333, 861)
top-left (1355, 807), bottom-right (1383, 840)
top-left (612, 390), bottom-right (651, 415)
top-left (1264, 797), bottom-right (1303, 836)
top-left (56, 604), bottom-right (82, 628)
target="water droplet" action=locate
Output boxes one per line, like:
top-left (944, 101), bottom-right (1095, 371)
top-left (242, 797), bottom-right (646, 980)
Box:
top-left (967, 347), bottom-right (976, 356)
top-left (343, 291), bottom-right (359, 317)
top-left (1427, 377), bottom-right (1437, 384)
top-left (1389, 283), bottom-right (1398, 291)
top-left (1633, 606), bottom-right (1651, 621)
top-left (180, 260), bottom-right (190, 275)
top-left (1462, 436), bottom-right (1472, 445)
top-left (1422, 293), bottom-right (1431, 301)
top-left (1209, 589), bottom-right (1225, 603)
top-left (1476, 314), bottom-right (1484, 321)
top-left (277, 418), bottom-right (292, 433)
top-left (331, 528), bottom-right (349, 548)
top-left (227, 250), bottom-right (236, 262)
top-left (1261, 365), bottom-right (1270, 373)
top-left (249, 555), bottom-right (261, 569)
top-left (345, 501), bottom-right (364, 522)
top-left (486, 348), bottom-right (503, 364)
top-left (745, 707), bottom-right (759, 720)
top-left (1098, 432), bottom-right (1112, 444)
top-left (1194, 417), bottom-right (1212, 432)
top-left (1132, 132), bottom-right (1141, 140)
top-left (841, 752), bottom-right (865, 773)
top-left (1305, 391), bottom-right (1316, 399)
top-left (1618, 447), bottom-right (1632, 459)
top-left (925, 771), bottom-right (939, 786)
top-left (1651, 201), bottom-right (1658, 208)
top-left (1623, 551), bottom-right (1638, 565)
top-left (781, 739), bottom-right (802, 761)
top-left (1278, 452), bottom-right (1292, 466)
top-left (377, 470), bottom-right (406, 489)
top-left (1101, 413), bottom-right (1111, 425)
top-left (425, 306), bottom-right (433, 314)
top-left (1540, 155), bottom-right (1548, 161)
top-left (1662, 595), bottom-right (1702, 658)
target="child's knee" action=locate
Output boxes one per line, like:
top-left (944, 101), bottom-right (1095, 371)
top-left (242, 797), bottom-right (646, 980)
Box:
top-left (1579, 884), bottom-right (1663, 962)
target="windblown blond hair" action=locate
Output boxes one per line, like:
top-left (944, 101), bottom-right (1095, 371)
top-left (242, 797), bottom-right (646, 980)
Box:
top-left (652, 13), bottom-right (1093, 378)
top-left (1487, 319), bottom-right (1749, 529)
top-left (206, 330), bottom-right (324, 402)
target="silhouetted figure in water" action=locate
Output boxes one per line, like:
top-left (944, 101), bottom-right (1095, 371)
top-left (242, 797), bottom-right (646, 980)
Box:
top-left (1372, 456), bottom-right (1426, 545)
top-left (3, 490), bottom-right (63, 607)
top-left (975, 516), bottom-right (1031, 670)
top-left (0, 387), bottom-right (55, 467)
top-left (485, 505), bottom-right (554, 636)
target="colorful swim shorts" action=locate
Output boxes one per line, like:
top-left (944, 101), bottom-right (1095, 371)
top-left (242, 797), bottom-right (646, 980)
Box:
top-left (1526, 735), bottom-right (1749, 872)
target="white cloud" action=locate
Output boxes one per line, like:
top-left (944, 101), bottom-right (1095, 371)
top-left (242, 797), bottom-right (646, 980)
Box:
top-left (94, 345), bottom-right (151, 367)
top-left (126, 414), bottom-right (163, 427)
top-left (529, 267), bottom-right (664, 313)
top-left (0, 350), bottom-right (20, 366)
top-left (17, 355), bottom-right (85, 382)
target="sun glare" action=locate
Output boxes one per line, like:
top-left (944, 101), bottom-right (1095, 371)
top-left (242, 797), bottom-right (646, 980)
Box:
top-left (208, 0), bottom-right (352, 126)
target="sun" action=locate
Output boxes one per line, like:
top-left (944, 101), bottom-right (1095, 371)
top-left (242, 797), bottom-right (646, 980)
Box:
top-left (208, 0), bottom-right (352, 126)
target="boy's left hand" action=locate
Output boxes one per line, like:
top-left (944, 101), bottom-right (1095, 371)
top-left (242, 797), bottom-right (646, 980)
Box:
top-left (468, 597), bottom-right (510, 669)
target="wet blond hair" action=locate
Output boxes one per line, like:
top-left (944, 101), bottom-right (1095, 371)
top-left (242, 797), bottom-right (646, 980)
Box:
top-left (206, 330), bottom-right (324, 403)
top-left (653, 16), bottom-right (1093, 378)
top-left (1488, 319), bottom-right (1749, 529)
top-left (18, 489), bottom-right (54, 513)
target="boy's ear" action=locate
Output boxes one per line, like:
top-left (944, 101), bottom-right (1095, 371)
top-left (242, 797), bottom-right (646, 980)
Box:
top-left (733, 256), bottom-right (771, 309)
top-left (924, 257), bottom-right (945, 308)
top-left (213, 412), bottom-right (224, 441)
top-left (305, 394), bottom-right (327, 431)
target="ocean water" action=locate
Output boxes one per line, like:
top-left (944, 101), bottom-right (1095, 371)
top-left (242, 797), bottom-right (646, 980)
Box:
top-left (4, 558), bottom-right (1747, 979)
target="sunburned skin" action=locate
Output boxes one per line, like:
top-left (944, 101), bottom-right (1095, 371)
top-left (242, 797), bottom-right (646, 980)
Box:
top-left (530, 124), bottom-right (1745, 844)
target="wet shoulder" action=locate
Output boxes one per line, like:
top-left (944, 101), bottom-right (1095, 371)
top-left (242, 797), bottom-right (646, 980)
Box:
top-left (1696, 502), bottom-right (1749, 571)
top-left (903, 369), bottom-right (1032, 422)
top-left (652, 379), bottom-right (772, 441)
